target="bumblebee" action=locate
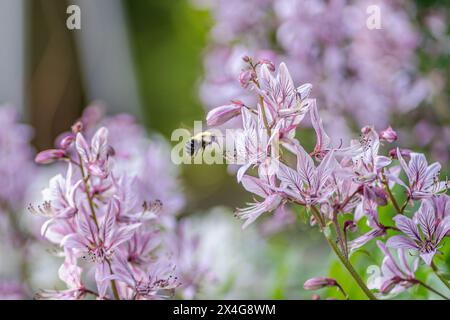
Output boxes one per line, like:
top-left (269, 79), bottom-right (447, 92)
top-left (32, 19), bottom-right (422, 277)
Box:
top-left (185, 131), bottom-right (219, 157)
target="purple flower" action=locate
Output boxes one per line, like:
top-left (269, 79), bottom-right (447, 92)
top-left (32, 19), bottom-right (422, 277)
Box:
top-left (430, 194), bottom-right (450, 222)
top-left (235, 174), bottom-right (282, 228)
top-left (33, 111), bottom-right (194, 300)
top-left (109, 254), bottom-right (179, 300)
top-left (227, 108), bottom-right (276, 182)
top-left (387, 205), bottom-right (450, 265)
top-left (75, 127), bottom-right (110, 178)
top-left (368, 241), bottom-right (418, 295)
top-left (39, 163), bottom-right (82, 236)
top-left (347, 126), bottom-right (391, 183)
top-left (396, 148), bottom-right (448, 199)
top-left (275, 142), bottom-right (336, 205)
top-left (61, 201), bottom-right (140, 297)
top-left (36, 250), bottom-right (86, 300)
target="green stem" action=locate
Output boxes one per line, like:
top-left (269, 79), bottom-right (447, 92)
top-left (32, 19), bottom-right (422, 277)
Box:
top-left (335, 282), bottom-right (349, 300)
top-left (431, 262), bottom-right (450, 291)
top-left (107, 259), bottom-right (121, 300)
top-left (311, 207), bottom-right (377, 300)
top-left (416, 279), bottom-right (449, 300)
top-left (332, 211), bottom-right (347, 258)
top-left (399, 196), bottom-right (410, 214)
top-left (258, 96), bottom-right (272, 137)
top-left (381, 170), bottom-right (401, 213)
top-left (77, 155), bottom-right (99, 230)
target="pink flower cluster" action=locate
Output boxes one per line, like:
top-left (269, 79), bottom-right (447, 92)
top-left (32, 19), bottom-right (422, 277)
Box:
top-left (32, 107), bottom-right (207, 300)
top-left (199, 0), bottom-right (443, 156)
top-left (203, 59), bottom-right (449, 299)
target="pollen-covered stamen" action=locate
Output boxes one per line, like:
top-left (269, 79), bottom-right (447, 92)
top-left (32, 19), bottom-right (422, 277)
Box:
top-left (82, 244), bottom-right (112, 263)
top-left (135, 275), bottom-right (178, 296)
top-left (419, 239), bottom-right (436, 254)
top-left (27, 201), bottom-right (53, 217)
top-left (142, 199), bottom-right (163, 214)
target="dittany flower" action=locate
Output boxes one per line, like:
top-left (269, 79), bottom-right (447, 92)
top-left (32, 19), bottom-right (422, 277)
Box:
top-left (235, 164), bottom-right (283, 229)
top-left (109, 254), bottom-right (179, 300)
top-left (36, 250), bottom-right (86, 300)
top-left (387, 204), bottom-right (450, 265)
top-left (39, 163), bottom-right (82, 236)
top-left (275, 142), bottom-right (336, 205)
top-left (368, 241), bottom-right (418, 295)
top-left (62, 201), bottom-right (140, 297)
top-left (396, 148), bottom-right (448, 199)
top-left (75, 127), bottom-right (111, 178)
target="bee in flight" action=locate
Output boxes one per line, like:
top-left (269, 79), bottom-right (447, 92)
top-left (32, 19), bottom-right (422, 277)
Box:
top-left (185, 131), bottom-right (220, 157)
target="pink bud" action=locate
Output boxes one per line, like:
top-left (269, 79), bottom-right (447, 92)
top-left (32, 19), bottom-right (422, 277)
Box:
top-left (206, 103), bottom-right (244, 126)
top-left (59, 134), bottom-right (75, 149)
top-left (242, 55), bottom-right (251, 63)
top-left (311, 294), bottom-right (321, 300)
top-left (379, 126), bottom-right (397, 143)
top-left (389, 148), bottom-right (412, 159)
top-left (344, 220), bottom-right (357, 233)
top-left (239, 70), bottom-right (255, 88)
top-left (303, 277), bottom-right (337, 290)
top-left (35, 149), bottom-right (66, 164)
top-left (361, 126), bottom-right (372, 134)
top-left (71, 121), bottom-right (83, 134)
top-left (259, 59), bottom-right (275, 72)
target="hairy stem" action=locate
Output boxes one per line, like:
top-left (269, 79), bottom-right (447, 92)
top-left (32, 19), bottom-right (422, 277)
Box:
top-left (311, 206), bottom-right (377, 300)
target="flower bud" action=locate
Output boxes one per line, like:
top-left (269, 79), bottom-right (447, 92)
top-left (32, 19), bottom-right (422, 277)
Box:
top-left (242, 55), bottom-right (251, 63)
top-left (344, 220), bottom-right (357, 233)
top-left (259, 59), bottom-right (275, 72)
top-left (35, 149), bottom-right (66, 164)
top-left (59, 134), bottom-right (75, 149)
top-left (71, 121), bottom-right (83, 134)
top-left (361, 125), bottom-right (372, 135)
top-left (379, 126), bottom-right (397, 143)
top-left (303, 277), bottom-right (337, 290)
top-left (239, 70), bottom-right (254, 88)
top-left (206, 102), bottom-right (244, 126)
top-left (389, 148), bottom-right (412, 159)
